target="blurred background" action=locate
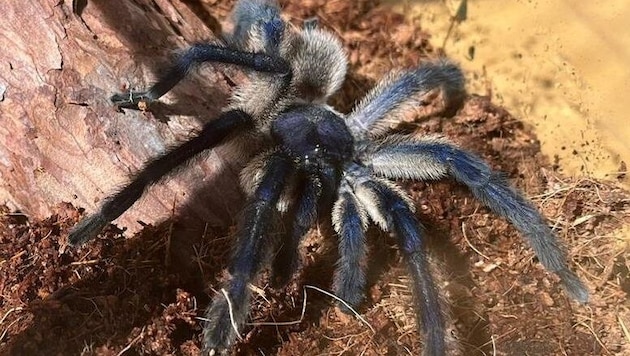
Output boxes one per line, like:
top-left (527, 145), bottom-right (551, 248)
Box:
top-left (391, 0), bottom-right (629, 186)
top-left (389, 0), bottom-right (630, 241)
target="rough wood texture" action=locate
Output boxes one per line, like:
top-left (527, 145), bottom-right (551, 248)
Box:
top-left (0, 0), bottom-right (245, 234)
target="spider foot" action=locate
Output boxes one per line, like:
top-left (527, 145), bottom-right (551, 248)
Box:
top-left (335, 290), bottom-right (364, 315)
top-left (202, 288), bottom-right (247, 354)
top-left (110, 90), bottom-right (154, 110)
top-left (557, 269), bottom-right (589, 304)
top-left (67, 213), bottom-right (108, 246)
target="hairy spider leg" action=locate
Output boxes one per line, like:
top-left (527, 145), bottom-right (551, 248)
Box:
top-left (270, 174), bottom-right (321, 286)
top-left (347, 61), bottom-right (464, 139)
top-left (331, 183), bottom-right (368, 311)
top-left (110, 0), bottom-right (290, 109)
top-left (352, 176), bottom-right (445, 355)
top-left (270, 162), bottom-right (340, 286)
top-left (203, 153), bottom-right (293, 352)
top-left (316, 163), bottom-right (340, 218)
top-left (365, 137), bottom-right (589, 303)
top-left (229, 0), bottom-right (285, 52)
top-left (68, 109), bottom-right (253, 245)
top-left (110, 44), bottom-right (291, 109)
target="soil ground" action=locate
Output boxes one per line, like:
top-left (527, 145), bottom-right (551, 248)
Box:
top-left (1, 1), bottom-right (629, 355)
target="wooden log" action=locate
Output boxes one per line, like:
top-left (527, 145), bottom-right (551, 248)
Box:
top-left (0, 0), bottom-right (245, 234)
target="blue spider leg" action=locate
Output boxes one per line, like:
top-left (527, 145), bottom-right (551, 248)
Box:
top-left (203, 152), bottom-right (293, 352)
top-left (350, 175), bottom-right (445, 355)
top-left (331, 182), bottom-right (368, 312)
top-left (271, 162), bottom-right (340, 286)
top-left (68, 109), bottom-right (254, 245)
top-left (229, 0), bottom-right (285, 52)
top-left (271, 173), bottom-right (320, 287)
top-left (111, 44), bottom-right (291, 109)
top-left (347, 61), bottom-right (464, 139)
top-left (317, 163), bottom-right (341, 217)
top-left (365, 137), bottom-right (589, 303)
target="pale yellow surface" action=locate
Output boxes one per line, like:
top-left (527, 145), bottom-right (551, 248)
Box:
top-left (388, 0), bottom-right (629, 188)
top-left (385, 0), bottom-right (630, 244)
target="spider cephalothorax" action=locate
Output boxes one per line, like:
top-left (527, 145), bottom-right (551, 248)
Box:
top-left (68, 1), bottom-right (588, 354)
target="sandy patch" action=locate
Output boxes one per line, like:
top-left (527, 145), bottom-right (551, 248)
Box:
top-left (389, 0), bottom-right (630, 189)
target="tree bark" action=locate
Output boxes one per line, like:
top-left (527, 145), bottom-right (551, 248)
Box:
top-left (0, 0), bottom-right (244, 234)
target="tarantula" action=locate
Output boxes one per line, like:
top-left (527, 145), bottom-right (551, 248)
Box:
top-left (68, 0), bottom-right (588, 354)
